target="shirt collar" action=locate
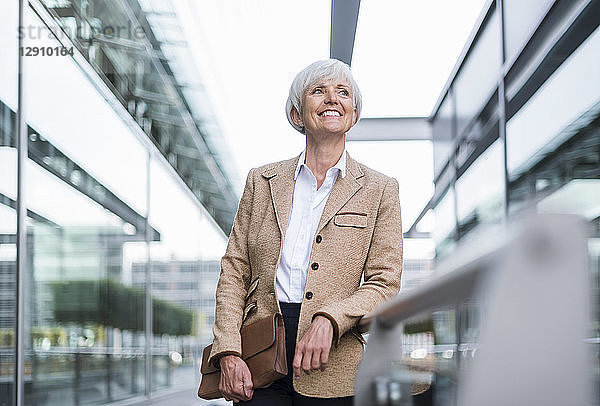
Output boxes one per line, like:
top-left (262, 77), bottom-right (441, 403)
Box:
top-left (294, 148), bottom-right (347, 180)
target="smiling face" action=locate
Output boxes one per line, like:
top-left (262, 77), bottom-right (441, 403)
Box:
top-left (291, 78), bottom-right (357, 137)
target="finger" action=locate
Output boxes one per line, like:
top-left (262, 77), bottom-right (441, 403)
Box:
top-left (225, 381), bottom-right (240, 398)
top-left (311, 348), bottom-right (322, 371)
top-left (292, 347), bottom-right (303, 379)
top-left (230, 392), bottom-right (244, 402)
top-left (301, 347), bottom-right (313, 374)
top-left (243, 370), bottom-right (254, 398)
top-left (320, 347), bottom-right (329, 372)
top-left (224, 389), bottom-right (238, 402)
top-left (232, 382), bottom-right (246, 400)
top-left (245, 389), bottom-right (254, 400)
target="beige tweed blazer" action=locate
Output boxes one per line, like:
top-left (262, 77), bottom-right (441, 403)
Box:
top-left (209, 151), bottom-right (403, 398)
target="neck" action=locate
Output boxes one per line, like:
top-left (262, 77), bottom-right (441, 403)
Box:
top-left (304, 132), bottom-right (345, 180)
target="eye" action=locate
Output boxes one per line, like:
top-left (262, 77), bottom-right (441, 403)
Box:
top-left (339, 89), bottom-right (350, 96)
top-left (311, 87), bottom-right (323, 94)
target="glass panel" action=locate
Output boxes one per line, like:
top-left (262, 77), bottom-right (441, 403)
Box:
top-left (503, 0), bottom-right (554, 62)
top-left (22, 4), bottom-right (150, 404)
top-left (454, 10), bottom-right (500, 138)
top-left (506, 25), bottom-right (600, 178)
top-left (21, 2), bottom-right (149, 216)
top-left (505, 24), bottom-right (600, 383)
top-left (0, 1), bottom-right (19, 111)
top-left (433, 188), bottom-right (456, 259)
top-left (0, 0), bottom-right (18, 403)
top-left (432, 94), bottom-right (454, 177)
top-left (38, 0), bottom-right (238, 231)
top-left (455, 98), bottom-right (498, 170)
top-left (456, 140), bottom-right (504, 234)
top-left (589, 239), bottom-right (600, 372)
top-left (148, 156), bottom-right (226, 392)
top-left (24, 157), bottom-right (148, 405)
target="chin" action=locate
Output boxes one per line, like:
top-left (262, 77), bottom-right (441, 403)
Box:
top-left (321, 129), bottom-right (348, 137)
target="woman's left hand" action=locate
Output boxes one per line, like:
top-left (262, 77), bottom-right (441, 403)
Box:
top-left (292, 315), bottom-right (333, 379)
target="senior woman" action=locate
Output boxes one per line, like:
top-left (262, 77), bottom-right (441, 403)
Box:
top-left (208, 59), bottom-right (403, 405)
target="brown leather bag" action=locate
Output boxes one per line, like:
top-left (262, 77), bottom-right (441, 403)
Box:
top-left (197, 313), bottom-right (288, 399)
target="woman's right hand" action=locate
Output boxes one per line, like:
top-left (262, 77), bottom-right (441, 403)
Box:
top-left (219, 355), bottom-right (254, 403)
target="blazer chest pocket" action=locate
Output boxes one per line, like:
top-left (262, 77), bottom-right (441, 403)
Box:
top-left (334, 212), bottom-right (367, 228)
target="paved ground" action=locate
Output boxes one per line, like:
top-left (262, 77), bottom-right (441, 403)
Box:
top-left (127, 387), bottom-right (229, 406)
top-left (120, 366), bottom-right (230, 406)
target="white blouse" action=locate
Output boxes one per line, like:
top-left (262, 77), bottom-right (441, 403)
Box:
top-left (275, 149), bottom-right (347, 303)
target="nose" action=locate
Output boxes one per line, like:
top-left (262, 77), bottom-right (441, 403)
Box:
top-left (324, 89), bottom-right (339, 104)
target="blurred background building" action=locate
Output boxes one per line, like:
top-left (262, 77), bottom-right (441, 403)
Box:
top-left (0, 0), bottom-right (598, 405)
top-left (409, 0), bottom-right (599, 339)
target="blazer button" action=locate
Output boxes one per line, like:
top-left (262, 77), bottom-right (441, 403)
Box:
top-left (305, 291), bottom-right (313, 300)
top-left (311, 262), bottom-right (319, 270)
top-left (316, 235), bottom-right (322, 243)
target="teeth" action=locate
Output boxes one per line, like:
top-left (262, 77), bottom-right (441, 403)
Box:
top-left (320, 110), bottom-right (341, 116)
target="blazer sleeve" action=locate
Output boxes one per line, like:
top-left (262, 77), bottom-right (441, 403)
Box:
top-left (313, 177), bottom-right (403, 346)
top-left (208, 168), bottom-right (255, 367)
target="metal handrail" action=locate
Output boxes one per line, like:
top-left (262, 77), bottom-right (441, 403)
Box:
top-left (354, 215), bottom-right (594, 406)
top-left (359, 225), bottom-right (512, 333)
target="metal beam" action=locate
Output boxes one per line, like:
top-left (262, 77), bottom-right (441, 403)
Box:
top-left (133, 87), bottom-right (178, 105)
top-left (15, 1), bottom-right (26, 405)
top-left (330, 0), bottom-right (360, 65)
top-left (144, 11), bottom-right (177, 17)
top-left (404, 231), bottom-right (431, 239)
top-left (347, 117), bottom-right (431, 141)
top-left (147, 111), bottom-right (186, 126)
top-left (93, 33), bottom-right (147, 51)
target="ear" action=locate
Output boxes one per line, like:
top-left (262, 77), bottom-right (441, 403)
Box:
top-left (352, 107), bottom-right (358, 126)
top-left (290, 107), bottom-right (303, 127)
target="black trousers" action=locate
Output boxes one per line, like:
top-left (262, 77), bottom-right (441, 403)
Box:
top-left (236, 302), bottom-right (353, 406)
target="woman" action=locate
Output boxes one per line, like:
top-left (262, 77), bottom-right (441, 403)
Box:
top-left (208, 59), bottom-right (403, 405)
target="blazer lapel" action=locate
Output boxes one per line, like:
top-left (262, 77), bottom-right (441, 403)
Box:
top-left (316, 152), bottom-right (364, 235)
top-left (262, 152), bottom-right (364, 239)
top-left (262, 155), bottom-right (300, 240)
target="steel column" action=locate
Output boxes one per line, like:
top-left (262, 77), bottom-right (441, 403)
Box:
top-left (330, 0), bottom-right (361, 65)
top-left (497, 0), bottom-right (510, 221)
top-left (145, 151), bottom-right (153, 398)
top-left (15, 0), bottom-right (27, 405)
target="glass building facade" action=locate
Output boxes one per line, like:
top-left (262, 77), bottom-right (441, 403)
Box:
top-left (1, 1), bottom-right (233, 404)
top-left (412, 0), bottom-right (599, 397)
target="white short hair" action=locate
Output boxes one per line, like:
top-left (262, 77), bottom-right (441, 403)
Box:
top-left (285, 59), bottom-right (362, 134)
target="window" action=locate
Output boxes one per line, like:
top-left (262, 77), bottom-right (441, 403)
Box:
top-left (506, 26), bottom-right (600, 178)
top-left (454, 9), bottom-right (501, 138)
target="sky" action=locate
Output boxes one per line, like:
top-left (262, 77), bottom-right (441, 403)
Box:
top-left (170, 0), bottom-right (487, 234)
